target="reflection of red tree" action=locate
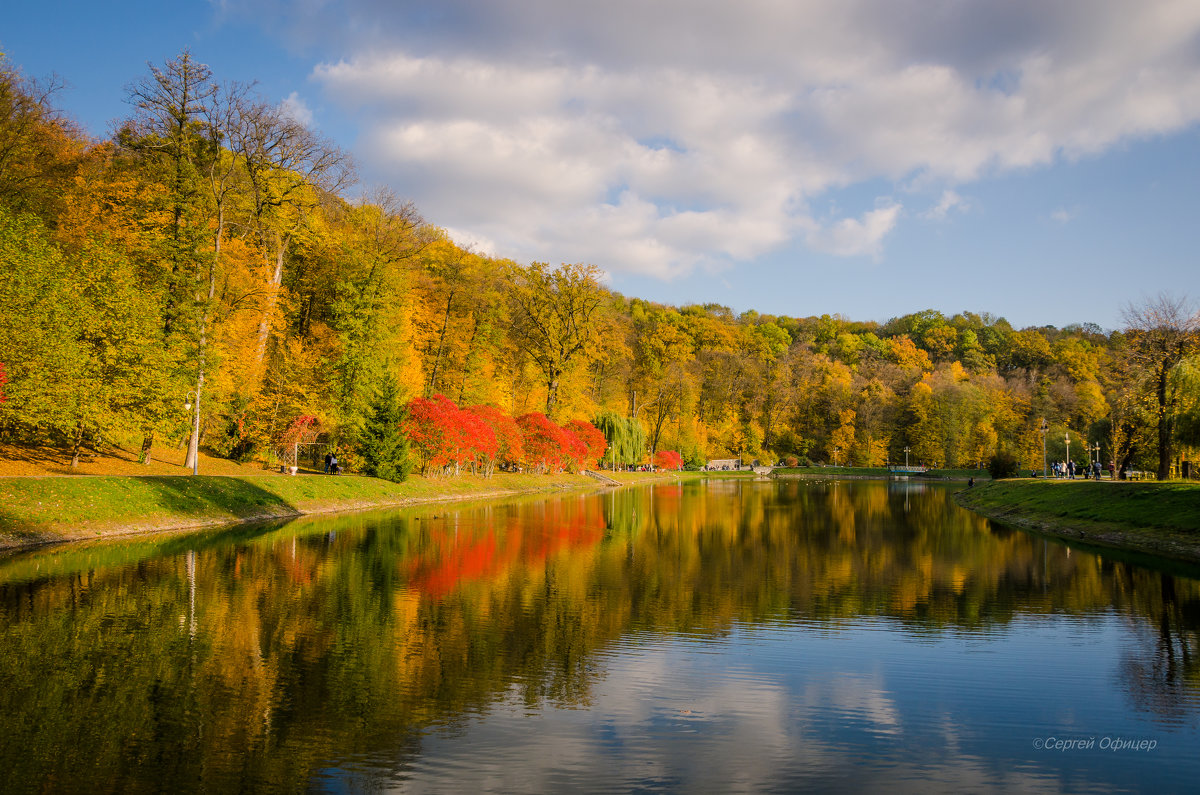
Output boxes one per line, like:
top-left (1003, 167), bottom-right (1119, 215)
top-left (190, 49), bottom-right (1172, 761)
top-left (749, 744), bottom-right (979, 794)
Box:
top-left (404, 504), bottom-right (606, 597)
top-left (655, 484), bottom-right (682, 511)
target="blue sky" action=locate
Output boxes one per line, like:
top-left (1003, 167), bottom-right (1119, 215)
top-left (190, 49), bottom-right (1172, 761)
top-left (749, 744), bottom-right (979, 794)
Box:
top-left (6, 1), bottom-right (1199, 331)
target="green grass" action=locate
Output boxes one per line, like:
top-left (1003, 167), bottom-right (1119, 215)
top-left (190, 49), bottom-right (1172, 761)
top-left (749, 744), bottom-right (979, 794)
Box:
top-left (955, 479), bottom-right (1200, 562)
top-left (958, 479), bottom-right (1200, 531)
top-left (0, 471), bottom-right (656, 548)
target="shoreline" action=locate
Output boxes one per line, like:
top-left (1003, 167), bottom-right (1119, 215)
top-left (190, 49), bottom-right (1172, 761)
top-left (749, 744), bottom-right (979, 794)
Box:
top-left (953, 479), bottom-right (1200, 564)
top-left (0, 471), bottom-right (684, 552)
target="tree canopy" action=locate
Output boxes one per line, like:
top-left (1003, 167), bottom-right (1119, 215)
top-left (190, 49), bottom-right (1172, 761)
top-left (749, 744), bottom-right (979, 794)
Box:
top-left (1, 51), bottom-right (1198, 479)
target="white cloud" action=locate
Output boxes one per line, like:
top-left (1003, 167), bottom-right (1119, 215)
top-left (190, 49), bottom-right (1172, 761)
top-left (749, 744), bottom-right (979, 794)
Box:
top-left (923, 190), bottom-right (969, 221)
top-left (807, 203), bottom-right (902, 260)
top-left (267, 0), bottom-right (1200, 278)
top-left (279, 91), bottom-right (314, 127)
top-left (1050, 207), bottom-right (1079, 225)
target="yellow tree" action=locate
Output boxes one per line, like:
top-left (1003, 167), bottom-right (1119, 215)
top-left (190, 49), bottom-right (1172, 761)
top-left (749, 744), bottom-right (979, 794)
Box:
top-left (506, 262), bottom-right (607, 418)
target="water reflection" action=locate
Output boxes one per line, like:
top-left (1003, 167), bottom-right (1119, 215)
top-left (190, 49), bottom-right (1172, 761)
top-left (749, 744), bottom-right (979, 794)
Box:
top-left (0, 481), bottom-right (1198, 792)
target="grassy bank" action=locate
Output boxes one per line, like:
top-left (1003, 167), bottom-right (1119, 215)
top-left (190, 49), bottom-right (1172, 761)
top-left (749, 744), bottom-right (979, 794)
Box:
top-left (955, 479), bottom-right (1200, 562)
top-left (0, 471), bottom-right (682, 550)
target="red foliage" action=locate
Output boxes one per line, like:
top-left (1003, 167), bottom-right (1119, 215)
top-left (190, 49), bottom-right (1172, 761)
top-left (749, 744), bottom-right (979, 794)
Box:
top-left (517, 412), bottom-right (572, 473)
top-left (457, 406), bottom-right (498, 470)
top-left (405, 399), bottom-right (604, 477)
top-left (405, 395), bottom-right (499, 475)
top-left (653, 450), bottom-right (683, 471)
top-left (405, 395), bottom-right (463, 472)
top-left (565, 419), bottom-right (607, 470)
top-left (467, 404), bottom-right (524, 470)
top-left (404, 503), bottom-right (607, 597)
top-left (280, 414), bottom-right (319, 444)
top-left (559, 426), bottom-right (589, 472)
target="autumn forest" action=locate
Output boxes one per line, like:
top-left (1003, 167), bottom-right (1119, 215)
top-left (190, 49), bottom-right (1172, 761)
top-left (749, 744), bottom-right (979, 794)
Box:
top-left (1, 52), bottom-right (1199, 480)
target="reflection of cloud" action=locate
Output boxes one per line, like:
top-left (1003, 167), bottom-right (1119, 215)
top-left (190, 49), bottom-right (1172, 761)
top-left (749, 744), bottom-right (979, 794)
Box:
top-left (808, 673), bottom-right (903, 735)
top-left (388, 636), bottom-right (1077, 792)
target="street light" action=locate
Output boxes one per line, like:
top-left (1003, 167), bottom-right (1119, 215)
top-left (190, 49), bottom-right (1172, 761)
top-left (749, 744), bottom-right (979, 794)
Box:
top-left (1039, 419), bottom-right (1049, 478)
top-left (904, 446), bottom-right (911, 468)
top-left (1064, 432), bottom-right (1071, 478)
top-left (1092, 442), bottom-right (1101, 477)
top-left (833, 447), bottom-right (840, 467)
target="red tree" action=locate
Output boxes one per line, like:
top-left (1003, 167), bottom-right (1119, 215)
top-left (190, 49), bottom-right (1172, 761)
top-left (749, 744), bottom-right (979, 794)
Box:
top-left (468, 404), bottom-right (524, 472)
top-left (517, 412), bottom-right (572, 473)
top-left (653, 450), bottom-right (683, 471)
top-left (405, 395), bottom-right (464, 474)
top-left (564, 419), bottom-right (607, 470)
top-left (457, 406), bottom-right (498, 475)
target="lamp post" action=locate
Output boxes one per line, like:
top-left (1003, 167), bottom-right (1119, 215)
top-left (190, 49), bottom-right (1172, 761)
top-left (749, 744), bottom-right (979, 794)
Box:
top-left (904, 446), bottom-right (911, 468)
top-left (184, 390), bottom-right (200, 476)
top-left (1040, 418), bottom-right (1049, 478)
top-left (833, 447), bottom-right (840, 467)
top-left (1064, 432), bottom-right (1071, 478)
top-left (1092, 442), bottom-right (1101, 476)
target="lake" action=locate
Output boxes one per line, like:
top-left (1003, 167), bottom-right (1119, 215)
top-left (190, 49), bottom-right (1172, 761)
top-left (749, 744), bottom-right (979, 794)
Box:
top-left (1, 479), bottom-right (1198, 792)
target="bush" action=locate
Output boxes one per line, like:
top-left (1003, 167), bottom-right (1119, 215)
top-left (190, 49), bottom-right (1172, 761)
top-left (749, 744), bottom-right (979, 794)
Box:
top-left (987, 452), bottom-right (1020, 479)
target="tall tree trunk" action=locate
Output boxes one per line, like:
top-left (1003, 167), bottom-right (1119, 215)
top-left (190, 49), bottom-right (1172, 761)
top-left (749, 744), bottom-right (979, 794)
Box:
top-left (427, 290), bottom-right (456, 397)
top-left (255, 234), bottom-right (285, 366)
top-left (185, 210), bottom-right (221, 474)
top-left (1157, 365), bottom-right (1172, 480)
top-left (70, 423), bottom-right (84, 468)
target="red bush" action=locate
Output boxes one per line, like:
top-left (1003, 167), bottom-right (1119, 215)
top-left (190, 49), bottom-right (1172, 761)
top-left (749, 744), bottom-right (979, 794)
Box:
top-left (467, 404), bottom-right (524, 471)
top-left (517, 412), bottom-right (572, 473)
top-left (653, 450), bottom-right (683, 471)
top-left (565, 419), bottom-right (607, 470)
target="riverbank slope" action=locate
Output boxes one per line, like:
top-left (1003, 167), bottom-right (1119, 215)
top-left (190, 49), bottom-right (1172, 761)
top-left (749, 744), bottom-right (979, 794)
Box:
top-left (0, 471), bottom-right (680, 550)
top-left (954, 479), bottom-right (1200, 563)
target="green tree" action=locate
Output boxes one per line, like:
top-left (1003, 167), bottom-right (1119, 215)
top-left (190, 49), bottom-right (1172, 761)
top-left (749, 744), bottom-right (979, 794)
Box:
top-left (1122, 294), bottom-right (1200, 479)
top-left (0, 207), bottom-right (172, 463)
top-left (359, 373), bottom-right (412, 482)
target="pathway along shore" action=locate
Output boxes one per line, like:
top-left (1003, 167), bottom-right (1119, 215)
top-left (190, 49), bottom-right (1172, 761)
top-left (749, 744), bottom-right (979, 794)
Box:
top-left (954, 479), bottom-right (1200, 564)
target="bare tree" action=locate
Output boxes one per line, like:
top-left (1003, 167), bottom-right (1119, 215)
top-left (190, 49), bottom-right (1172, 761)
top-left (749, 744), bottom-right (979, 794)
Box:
top-left (1121, 293), bottom-right (1200, 479)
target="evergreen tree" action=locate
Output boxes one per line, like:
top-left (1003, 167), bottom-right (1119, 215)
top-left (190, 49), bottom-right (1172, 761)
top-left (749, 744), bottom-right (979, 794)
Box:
top-left (359, 373), bottom-right (412, 482)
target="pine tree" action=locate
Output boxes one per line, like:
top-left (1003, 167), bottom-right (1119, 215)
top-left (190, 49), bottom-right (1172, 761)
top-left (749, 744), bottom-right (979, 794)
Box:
top-left (359, 373), bottom-right (412, 482)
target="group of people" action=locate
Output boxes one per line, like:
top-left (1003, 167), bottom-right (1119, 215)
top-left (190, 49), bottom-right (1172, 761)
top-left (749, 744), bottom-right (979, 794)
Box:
top-left (323, 451), bottom-right (340, 475)
top-left (1051, 460), bottom-right (1103, 479)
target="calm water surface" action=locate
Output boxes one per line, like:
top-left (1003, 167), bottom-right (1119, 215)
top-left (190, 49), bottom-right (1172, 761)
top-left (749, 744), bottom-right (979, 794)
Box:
top-left (1, 480), bottom-right (1199, 793)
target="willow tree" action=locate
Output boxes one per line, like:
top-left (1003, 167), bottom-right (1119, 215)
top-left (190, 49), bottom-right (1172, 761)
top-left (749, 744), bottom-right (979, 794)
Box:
top-left (593, 410), bottom-right (646, 469)
top-left (1122, 294), bottom-right (1200, 479)
top-left (506, 262), bottom-right (607, 418)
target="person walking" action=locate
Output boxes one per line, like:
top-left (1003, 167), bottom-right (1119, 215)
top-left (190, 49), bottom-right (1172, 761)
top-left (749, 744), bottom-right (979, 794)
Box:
top-left (324, 451), bottom-right (332, 474)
